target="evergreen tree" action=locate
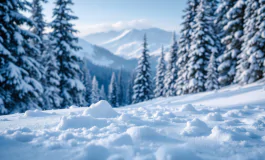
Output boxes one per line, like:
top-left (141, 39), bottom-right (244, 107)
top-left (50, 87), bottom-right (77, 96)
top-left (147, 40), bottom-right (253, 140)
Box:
top-left (187, 0), bottom-right (219, 93)
top-left (154, 46), bottom-right (166, 98)
top-left (126, 71), bottom-right (136, 105)
top-left (99, 85), bottom-right (106, 100)
top-left (117, 69), bottom-right (124, 106)
top-left (235, 0), bottom-right (263, 84)
top-left (218, 0), bottom-right (245, 86)
top-left (91, 76), bottom-right (99, 104)
top-left (256, 0), bottom-right (265, 78)
top-left (108, 72), bottom-right (118, 107)
top-left (164, 32), bottom-right (179, 97)
top-left (81, 61), bottom-right (92, 106)
top-left (0, 0), bottom-right (43, 113)
top-left (41, 35), bottom-right (62, 109)
top-left (50, 0), bottom-right (85, 107)
top-left (205, 52), bottom-right (219, 91)
top-left (177, 0), bottom-right (200, 95)
top-left (132, 34), bottom-right (153, 104)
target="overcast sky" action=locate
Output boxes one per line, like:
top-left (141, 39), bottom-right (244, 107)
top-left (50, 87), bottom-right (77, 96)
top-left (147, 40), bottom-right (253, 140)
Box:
top-left (41, 0), bottom-right (187, 36)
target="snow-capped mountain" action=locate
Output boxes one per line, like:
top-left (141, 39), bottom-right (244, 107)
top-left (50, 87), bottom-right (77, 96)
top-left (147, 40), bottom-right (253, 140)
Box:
top-left (76, 38), bottom-right (137, 70)
top-left (83, 28), bottom-right (175, 59)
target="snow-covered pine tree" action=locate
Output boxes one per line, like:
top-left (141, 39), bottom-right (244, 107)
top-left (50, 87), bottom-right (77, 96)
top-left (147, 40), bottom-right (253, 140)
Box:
top-left (235, 0), bottom-right (264, 84)
top-left (126, 71), bottom-right (136, 105)
top-left (108, 72), bottom-right (118, 107)
top-left (41, 35), bottom-right (62, 109)
top-left (0, 0), bottom-right (43, 113)
top-left (154, 46), bottom-right (166, 98)
top-left (50, 0), bottom-right (85, 108)
top-left (187, 0), bottom-right (219, 93)
top-left (99, 85), bottom-right (106, 100)
top-left (132, 34), bottom-right (153, 104)
top-left (256, 0), bottom-right (265, 78)
top-left (205, 52), bottom-right (219, 91)
top-left (164, 32), bottom-right (179, 97)
top-left (81, 61), bottom-right (92, 106)
top-left (218, 0), bottom-right (245, 86)
top-left (177, 0), bottom-right (200, 95)
top-left (91, 76), bottom-right (99, 104)
top-left (117, 69), bottom-right (124, 106)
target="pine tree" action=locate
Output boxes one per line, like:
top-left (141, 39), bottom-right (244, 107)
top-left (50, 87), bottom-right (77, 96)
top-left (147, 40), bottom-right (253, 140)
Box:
top-left (154, 46), bottom-right (166, 98)
top-left (108, 72), bottom-right (118, 107)
top-left (235, 0), bottom-right (263, 84)
top-left (117, 69), bottom-right (124, 106)
top-left (41, 35), bottom-right (62, 109)
top-left (218, 0), bottom-right (245, 86)
top-left (99, 85), bottom-right (106, 100)
top-left (0, 0), bottom-right (43, 113)
top-left (187, 0), bottom-right (219, 93)
top-left (164, 32), bottom-right (179, 97)
top-left (256, 0), bottom-right (265, 78)
top-left (50, 0), bottom-right (85, 108)
top-left (81, 61), bottom-right (92, 106)
top-left (126, 71), bottom-right (136, 105)
top-left (91, 76), bottom-right (99, 104)
top-left (132, 34), bottom-right (153, 104)
top-left (205, 52), bottom-right (219, 91)
top-left (177, 0), bottom-right (200, 95)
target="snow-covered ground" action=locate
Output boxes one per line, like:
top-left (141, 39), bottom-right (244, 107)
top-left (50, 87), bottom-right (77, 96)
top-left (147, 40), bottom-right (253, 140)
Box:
top-left (1, 82), bottom-right (265, 160)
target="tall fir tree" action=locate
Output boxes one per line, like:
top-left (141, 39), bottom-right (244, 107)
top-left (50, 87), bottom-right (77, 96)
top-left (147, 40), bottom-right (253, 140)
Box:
top-left (256, 0), bottom-right (265, 78)
top-left (205, 52), bottom-right (219, 91)
top-left (154, 46), bottom-right (166, 98)
top-left (218, 0), bottom-right (245, 86)
top-left (235, 0), bottom-right (263, 84)
top-left (0, 0), bottom-right (43, 114)
top-left (117, 69), bottom-right (124, 106)
top-left (177, 0), bottom-right (200, 95)
top-left (91, 76), bottom-right (99, 104)
top-left (50, 0), bottom-right (85, 108)
top-left (99, 85), bottom-right (106, 100)
top-left (108, 72), bottom-right (118, 107)
top-left (81, 61), bottom-right (92, 106)
top-left (132, 34), bottom-right (153, 104)
top-left (164, 32), bottom-right (179, 97)
top-left (187, 0), bottom-right (219, 93)
top-left (41, 35), bottom-right (62, 109)
top-left (126, 71), bottom-right (136, 105)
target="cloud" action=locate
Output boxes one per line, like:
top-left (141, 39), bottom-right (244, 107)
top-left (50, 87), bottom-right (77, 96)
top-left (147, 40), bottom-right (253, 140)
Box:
top-left (76, 19), bottom-right (152, 36)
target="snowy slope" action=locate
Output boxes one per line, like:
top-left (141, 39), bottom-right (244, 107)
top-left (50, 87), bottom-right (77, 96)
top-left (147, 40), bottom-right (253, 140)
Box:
top-left (76, 38), bottom-right (137, 70)
top-left (1, 82), bottom-right (265, 160)
top-left (83, 28), bottom-right (174, 59)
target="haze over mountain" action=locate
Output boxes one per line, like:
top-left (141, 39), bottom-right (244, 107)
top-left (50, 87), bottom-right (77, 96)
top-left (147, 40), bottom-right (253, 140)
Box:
top-left (83, 28), bottom-right (175, 59)
top-left (76, 38), bottom-right (137, 70)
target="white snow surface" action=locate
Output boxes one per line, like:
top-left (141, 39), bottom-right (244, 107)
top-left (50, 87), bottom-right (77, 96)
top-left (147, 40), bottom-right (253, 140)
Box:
top-left (1, 82), bottom-right (265, 160)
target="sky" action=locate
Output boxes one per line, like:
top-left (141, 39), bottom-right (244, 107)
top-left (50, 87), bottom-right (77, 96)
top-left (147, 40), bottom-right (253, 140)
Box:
top-left (42, 0), bottom-right (187, 36)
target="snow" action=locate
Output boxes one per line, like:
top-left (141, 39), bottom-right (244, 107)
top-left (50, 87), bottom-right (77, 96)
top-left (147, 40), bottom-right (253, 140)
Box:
top-left (1, 82), bottom-right (265, 159)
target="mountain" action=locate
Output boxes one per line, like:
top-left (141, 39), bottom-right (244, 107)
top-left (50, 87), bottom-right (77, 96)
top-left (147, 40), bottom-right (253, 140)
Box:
top-left (83, 28), bottom-right (175, 59)
top-left (76, 38), bottom-right (137, 71)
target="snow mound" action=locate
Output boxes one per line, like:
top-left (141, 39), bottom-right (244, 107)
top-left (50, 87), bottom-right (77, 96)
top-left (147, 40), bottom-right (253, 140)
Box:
top-left (24, 110), bottom-right (55, 117)
top-left (107, 133), bottom-right (133, 146)
top-left (56, 115), bottom-right (108, 130)
top-left (179, 104), bottom-right (197, 112)
top-left (126, 126), bottom-right (177, 143)
top-left (80, 144), bottom-right (109, 160)
top-left (181, 118), bottom-right (211, 137)
top-left (155, 145), bottom-right (202, 160)
top-left (223, 110), bottom-right (243, 117)
top-left (118, 113), bottom-right (131, 121)
top-left (205, 112), bottom-right (223, 121)
top-left (83, 100), bottom-right (119, 118)
top-left (208, 126), bottom-right (250, 142)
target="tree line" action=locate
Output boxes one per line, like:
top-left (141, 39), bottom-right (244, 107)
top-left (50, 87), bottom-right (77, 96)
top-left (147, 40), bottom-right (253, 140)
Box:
top-left (131, 0), bottom-right (265, 103)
